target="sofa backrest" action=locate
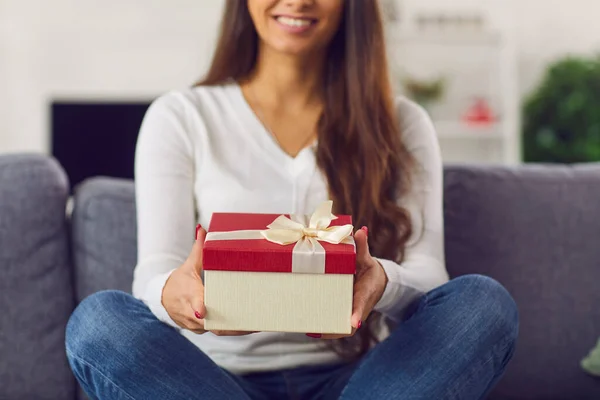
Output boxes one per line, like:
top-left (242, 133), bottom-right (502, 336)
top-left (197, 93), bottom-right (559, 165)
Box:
top-left (0, 154), bottom-right (76, 400)
top-left (71, 178), bottom-right (137, 303)
top-left (444, 164), bottom-right (600, 399)
top-left (70, 165), bottom-right (600, 400)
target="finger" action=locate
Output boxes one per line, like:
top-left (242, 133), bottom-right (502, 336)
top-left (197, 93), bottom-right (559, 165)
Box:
top-left (350, 280), bottom-right (371, 329)
top-left (189, 297), bottom-right (207, 321)
top-left (354, 227), bottom-right (371, 265)
top-left (188, 277), bottom-right (207, 320)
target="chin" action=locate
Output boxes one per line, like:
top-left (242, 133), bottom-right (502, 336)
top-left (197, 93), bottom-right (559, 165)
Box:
top-left (270, 41), bottom-right (321, 57)
top-left (278, 47), bottom-right (315, 57)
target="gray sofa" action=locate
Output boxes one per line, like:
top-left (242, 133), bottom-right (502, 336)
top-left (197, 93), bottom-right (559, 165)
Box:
top-left (1, 153), bottom-right (600, 400)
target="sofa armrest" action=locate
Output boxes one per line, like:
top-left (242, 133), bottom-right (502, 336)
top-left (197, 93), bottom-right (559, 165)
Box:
top-left (0, 154), bottom-right (75, 400)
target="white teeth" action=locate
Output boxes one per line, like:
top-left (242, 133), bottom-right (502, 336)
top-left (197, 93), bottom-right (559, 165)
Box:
top-left (276, 16), bottom-right (312, 27)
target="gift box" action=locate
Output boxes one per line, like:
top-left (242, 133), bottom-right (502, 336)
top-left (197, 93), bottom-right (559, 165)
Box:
top-left (203, 201), bottom-right (356, 334)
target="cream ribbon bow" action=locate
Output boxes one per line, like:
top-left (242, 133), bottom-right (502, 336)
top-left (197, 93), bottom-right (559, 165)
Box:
top-left (260, 201), bottom-right (354, 274)
top-left (261, 201), bottom-right (353, 245)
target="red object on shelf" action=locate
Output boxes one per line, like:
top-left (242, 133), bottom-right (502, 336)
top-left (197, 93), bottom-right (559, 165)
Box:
top-left (463, 98), bottom-right (496, 125)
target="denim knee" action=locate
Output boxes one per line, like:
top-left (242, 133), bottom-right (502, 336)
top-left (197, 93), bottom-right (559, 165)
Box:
top-left (446, 275), bottom-right (519, 346)
top-left (65, 290), bottom-right (135, 360)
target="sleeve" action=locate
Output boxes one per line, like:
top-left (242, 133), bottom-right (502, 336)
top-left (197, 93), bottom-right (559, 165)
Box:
top-left (373, 98), bottom-right (449, 321)
top-left (131, 93), bottom-right (197, 329)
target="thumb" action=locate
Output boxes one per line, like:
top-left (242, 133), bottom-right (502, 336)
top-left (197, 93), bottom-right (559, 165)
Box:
top-left (189, 224), bottom-right (207, 319)
top-left (354, 226), bottom-right (371, 262)
top-left (188, 224), bottom-right (207, 274)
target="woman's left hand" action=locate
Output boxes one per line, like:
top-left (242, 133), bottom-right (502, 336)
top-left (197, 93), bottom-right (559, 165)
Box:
top-left (314, 227), bottom-right (388, 340)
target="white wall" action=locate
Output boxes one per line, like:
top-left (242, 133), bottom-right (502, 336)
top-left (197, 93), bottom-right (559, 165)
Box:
top-left (402, 0), bottom-right (600, 94)
top-left (514, 0), bottom-right (600, 95)
top-left (0, 0), bottom-right (224, 153)
top-left (0, 0), bottom-right (599, 154)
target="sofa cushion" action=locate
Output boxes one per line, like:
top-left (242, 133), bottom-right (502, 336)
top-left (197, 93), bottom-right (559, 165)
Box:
top-left (71, 177), bottom-right (137, 302)
top-left (444, 164), bottom-right (600, 400)
top-left (0, 154), bottom-right (75, 400)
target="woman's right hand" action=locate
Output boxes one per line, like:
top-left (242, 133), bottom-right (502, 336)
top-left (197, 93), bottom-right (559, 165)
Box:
top-left (162, 225), bottom-right (255, 336)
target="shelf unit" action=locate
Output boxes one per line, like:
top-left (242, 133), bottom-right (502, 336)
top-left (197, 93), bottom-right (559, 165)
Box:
top-left (385, 0), bottom-right (520, 165)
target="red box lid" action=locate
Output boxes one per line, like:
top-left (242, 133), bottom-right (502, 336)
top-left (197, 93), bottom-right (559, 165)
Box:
top-left (203, 212), bottom-right (356, 274)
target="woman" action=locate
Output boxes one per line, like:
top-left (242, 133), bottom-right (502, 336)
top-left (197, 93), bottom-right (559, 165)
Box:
top-left (66, 0), bottom-right (518, 399)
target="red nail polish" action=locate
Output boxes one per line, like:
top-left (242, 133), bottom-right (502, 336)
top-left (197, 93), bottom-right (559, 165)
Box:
top-left (357, 320), bottom-right (363, 329)
top-left (306, 333), bottom-right (322, 338)
top-left (196, 224), bottom-right (202, 240)
top-left (194, 311), bottom-right (202, 319)
top-left (361, 226), bottom-right (368, 236)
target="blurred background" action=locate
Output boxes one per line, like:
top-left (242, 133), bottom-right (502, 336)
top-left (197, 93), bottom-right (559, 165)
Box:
top-left (1, 0), bottom-right (599, 187)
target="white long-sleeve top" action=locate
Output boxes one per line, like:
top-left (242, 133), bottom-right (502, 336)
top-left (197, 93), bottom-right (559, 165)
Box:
top-left (132, 82), bottom-right (449, 374)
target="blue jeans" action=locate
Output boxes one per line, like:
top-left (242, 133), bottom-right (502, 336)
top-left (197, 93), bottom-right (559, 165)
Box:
top-left (66, 275), bottom-right (518, 400)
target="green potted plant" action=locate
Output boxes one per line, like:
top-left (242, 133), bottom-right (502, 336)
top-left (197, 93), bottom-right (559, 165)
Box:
top-left (403, 76), bottom-right (446, 111)
top-left (522, 56), bottom-right (600, 163)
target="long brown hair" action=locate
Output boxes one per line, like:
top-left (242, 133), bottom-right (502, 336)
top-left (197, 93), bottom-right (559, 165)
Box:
top-left (199, 0), bottom-right (414, 359)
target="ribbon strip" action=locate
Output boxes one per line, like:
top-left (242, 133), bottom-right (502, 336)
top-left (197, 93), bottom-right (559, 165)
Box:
top-left (205, 201), bottom-right (354, 274)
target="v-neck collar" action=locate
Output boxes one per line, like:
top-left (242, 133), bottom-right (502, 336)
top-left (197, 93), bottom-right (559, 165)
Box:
top-left (229, 82), bottom-right (317, 176)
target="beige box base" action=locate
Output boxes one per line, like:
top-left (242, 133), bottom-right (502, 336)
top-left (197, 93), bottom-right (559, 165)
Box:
top-left (204, 271), bottom-right (353, 334)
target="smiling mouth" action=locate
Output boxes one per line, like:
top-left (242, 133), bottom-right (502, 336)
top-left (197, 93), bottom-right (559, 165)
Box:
top-left (274, 16), bottom-right (317, 28)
